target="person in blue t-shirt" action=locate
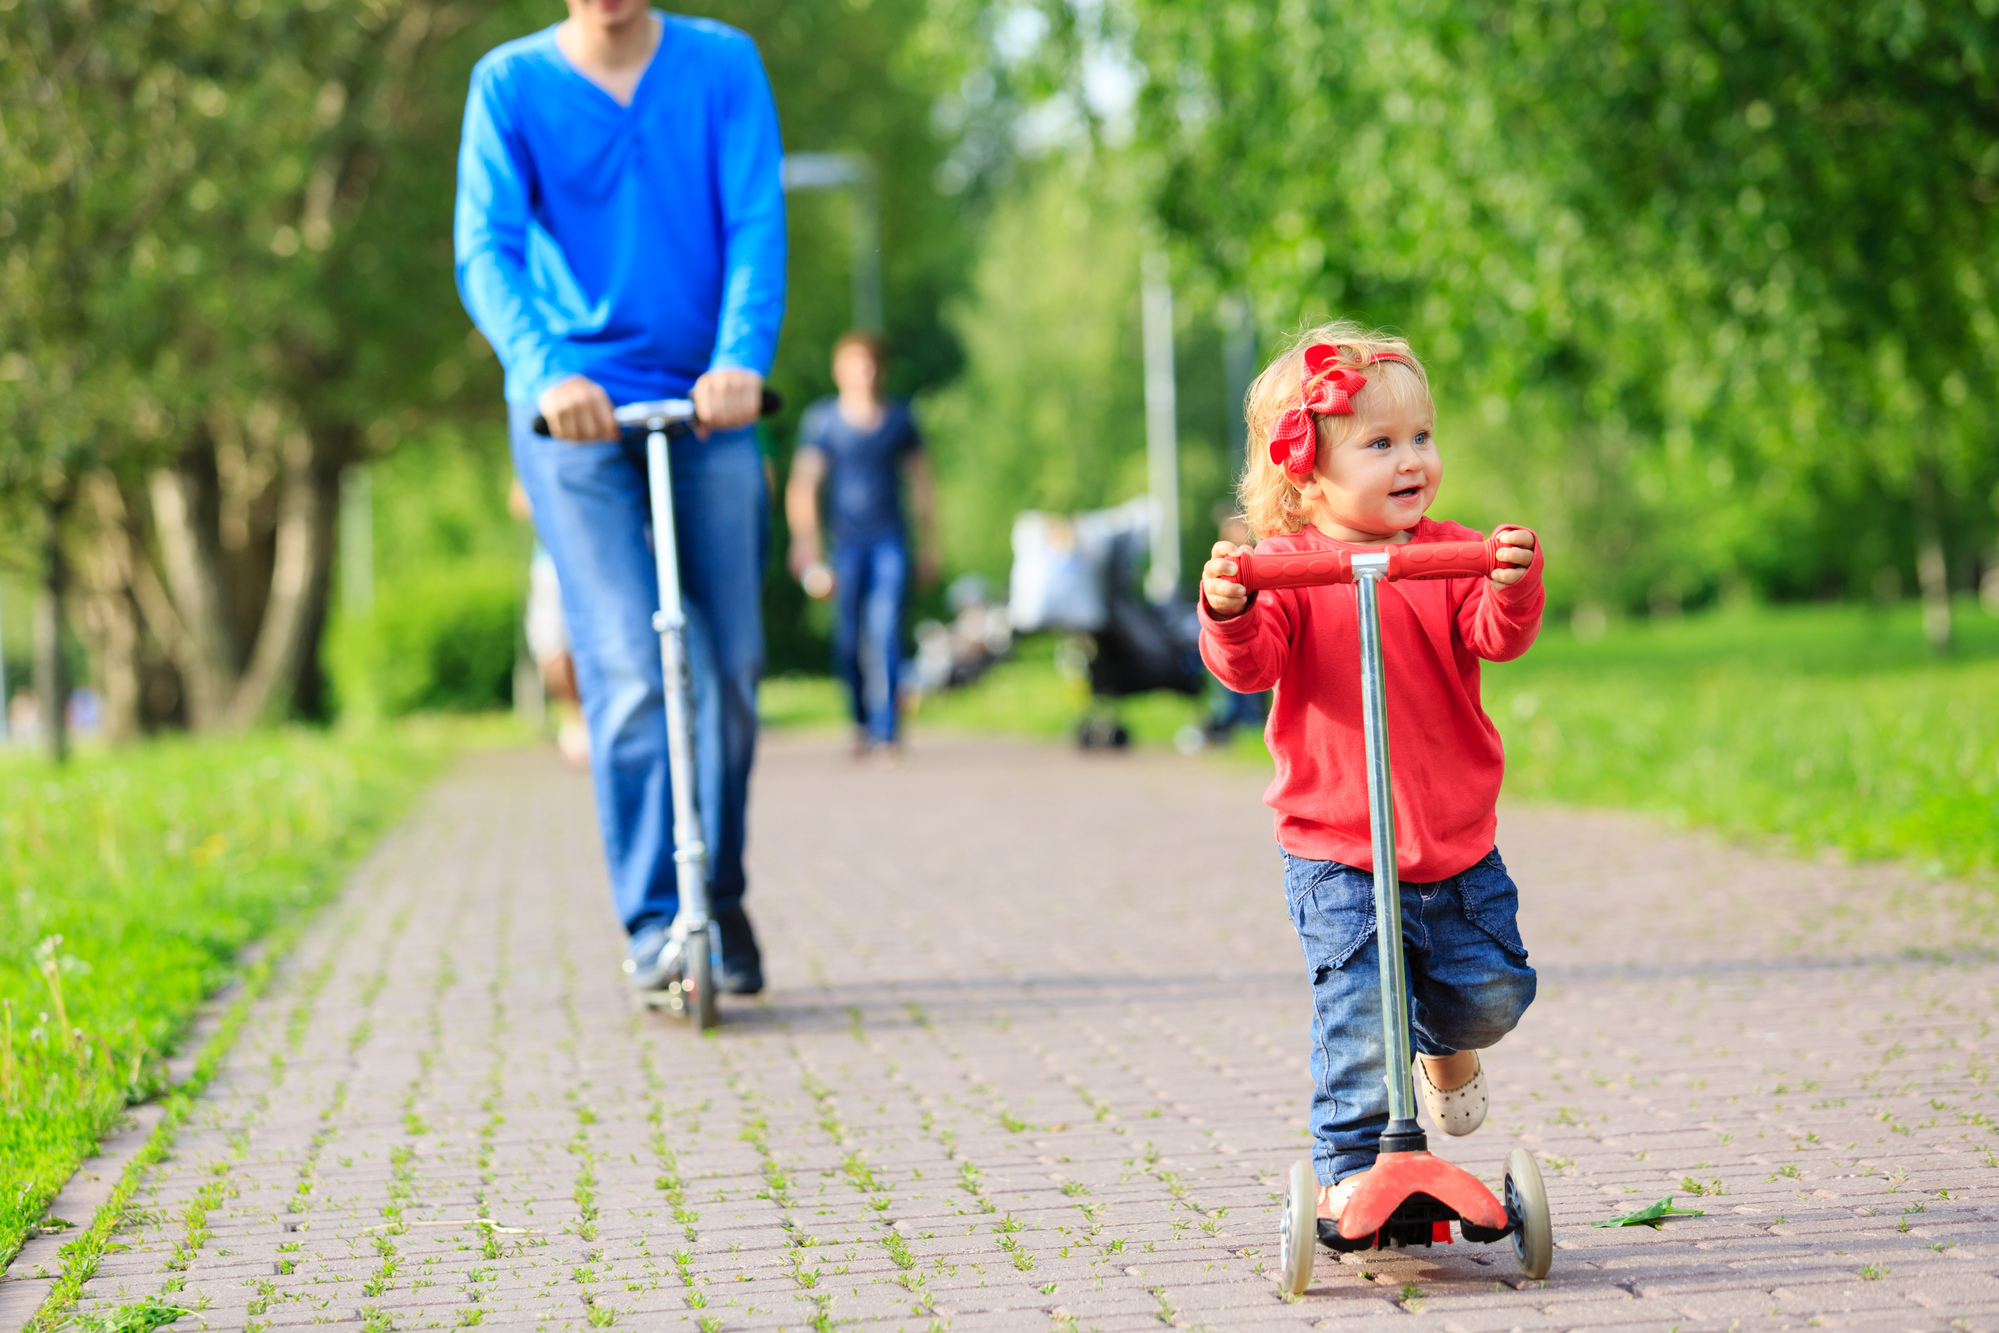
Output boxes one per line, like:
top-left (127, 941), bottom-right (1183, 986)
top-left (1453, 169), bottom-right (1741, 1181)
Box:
top-left (785, 333), bottom-right (940, 755)
top-left (453, 0), bottom-right (785, 997)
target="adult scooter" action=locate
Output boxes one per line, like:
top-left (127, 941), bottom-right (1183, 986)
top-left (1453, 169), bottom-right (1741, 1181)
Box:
top-left (533, 390), bottom-right (781, 1033)
top-left (1231, 536), bottom-right (1554, 1295)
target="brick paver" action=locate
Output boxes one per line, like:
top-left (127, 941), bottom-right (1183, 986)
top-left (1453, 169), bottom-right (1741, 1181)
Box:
top-left (15, 737), bottom-right (1999, 1331)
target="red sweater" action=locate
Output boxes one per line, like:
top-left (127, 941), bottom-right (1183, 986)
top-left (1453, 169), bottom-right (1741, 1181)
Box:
top-left (1199, 517), bottom-right (1544, 880)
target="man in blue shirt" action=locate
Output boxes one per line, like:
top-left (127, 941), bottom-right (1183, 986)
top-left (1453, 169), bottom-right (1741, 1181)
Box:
top-left (455, 0), bottom-right (786, 996)
top-left (785, 333), bottom-right (940, 755)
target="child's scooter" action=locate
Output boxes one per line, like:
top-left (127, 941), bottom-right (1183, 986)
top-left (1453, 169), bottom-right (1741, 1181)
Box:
top-left (533, 390), bottom-right (781, 1033)
top-left (1232, 537), bottom-right (1554, 1295)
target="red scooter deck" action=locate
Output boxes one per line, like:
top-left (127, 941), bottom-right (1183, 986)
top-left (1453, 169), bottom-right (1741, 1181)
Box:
top-left (1336, 1152), bottom-right (1509, 1240)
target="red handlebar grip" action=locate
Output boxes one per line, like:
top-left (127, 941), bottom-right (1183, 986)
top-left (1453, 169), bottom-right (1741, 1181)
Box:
top-left (1385, 540), bottom-right (1497, 581)
top-left (1232, 538), bottom-right (1500, 590)
top-left (1234, 549), bottom-right (1355, 590)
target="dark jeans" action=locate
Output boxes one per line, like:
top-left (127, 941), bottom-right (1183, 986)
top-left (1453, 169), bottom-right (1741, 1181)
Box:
top-left (1282, 846), bottom-right (1537, 1183)
top-left (509, 404), bottom-right (767, 932)
top-left (831, 534), bottom-right (908, 745)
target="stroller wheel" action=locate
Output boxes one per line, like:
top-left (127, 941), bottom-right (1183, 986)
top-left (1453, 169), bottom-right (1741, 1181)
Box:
top-left (1076, 716), bottom-right (1130, 749)
top-left (1277, 1159), bottom-right (1315, 1295)
top-left (1504, 1146), bottom-right (1552, 1280)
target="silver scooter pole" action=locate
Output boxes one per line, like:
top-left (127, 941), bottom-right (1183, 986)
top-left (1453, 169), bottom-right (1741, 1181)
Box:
top-left (1351, 551), bottom-right (1422, 1152)
top-left (637, 405), bottom-right (716, 1021)
top-left (1235, 536), bottom-right (1508, 1154)
top-left (531, 390), bottom-right (783, 1030)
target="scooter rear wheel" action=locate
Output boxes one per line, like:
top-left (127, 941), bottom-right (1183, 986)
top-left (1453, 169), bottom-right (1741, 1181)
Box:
top-left (686, 931), bottom-right (718, 1032)
top-left (1504, 1146), bottom-right (1552, 1279)
top-left (1277, 1159), bottom-right (1315, 1295)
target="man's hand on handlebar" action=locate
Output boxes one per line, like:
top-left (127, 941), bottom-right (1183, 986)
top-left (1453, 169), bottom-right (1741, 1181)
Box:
top-left (1490, 528), bottom-right (1536, 587)
top-left (1203, 541), bottom-right (1253, 620)
top-left (692, 368), bottom-right (765, 435)
top-left (537, 375), bottom-right (619, 442)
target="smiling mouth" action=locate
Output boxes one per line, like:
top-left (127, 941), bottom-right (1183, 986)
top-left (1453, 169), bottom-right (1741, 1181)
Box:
top-left (1389, 486), bottom-right (1423, 500)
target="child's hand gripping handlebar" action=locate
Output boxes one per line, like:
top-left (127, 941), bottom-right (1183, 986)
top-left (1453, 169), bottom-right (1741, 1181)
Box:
top-left (1233, 537), bottom-right (1504, 590)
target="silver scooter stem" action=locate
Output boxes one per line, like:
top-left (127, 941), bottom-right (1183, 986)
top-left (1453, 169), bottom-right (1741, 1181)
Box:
top-left (1353, 554), bottom-right (1417, 1130)
top-left (644, 425), bottom-right (713, 947)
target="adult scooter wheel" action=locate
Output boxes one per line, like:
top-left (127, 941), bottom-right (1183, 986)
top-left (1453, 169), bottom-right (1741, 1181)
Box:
top-left (1503, 1146), bottom-right (1552, 1280)
top-left (1276, 1159), bottom-right (1315, 1295)
top-left (685, 930), bottom-right (718, 1032)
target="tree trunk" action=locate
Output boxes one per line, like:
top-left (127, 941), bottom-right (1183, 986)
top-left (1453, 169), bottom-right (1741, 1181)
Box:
top-left (288, 444), bottom-right (344, 722)
top-left (1914, 461), bottom-right (1953, 653)
top-left (34, 488), bottom-right (73, 764)
top-left (223, 430), bottom-right (333, 729)
top-left (149, 444), bottom-right (239, 728)
top-left (78, 474), bottom-right (145, 743)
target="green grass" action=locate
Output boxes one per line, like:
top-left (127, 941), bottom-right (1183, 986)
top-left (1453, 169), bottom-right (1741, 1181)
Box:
top-left (0, 719), bottom-right (500, 1268)
top-left (771, 599), bottom-right (1999, 884)
top-left (1485, 598), bottom-right (1999, 881)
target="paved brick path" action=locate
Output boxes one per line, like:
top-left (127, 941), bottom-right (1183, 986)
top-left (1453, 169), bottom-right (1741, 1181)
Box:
top-left (12, 738), bottom-right (1999, 1331)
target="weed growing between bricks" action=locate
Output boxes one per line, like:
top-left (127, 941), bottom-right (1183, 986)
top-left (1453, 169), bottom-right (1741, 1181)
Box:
top-left (23, 903), bottom-right (328, 1331)
top-left (734, 1067), bottom-right (836, 1329)
top-left (548, 928), bottom-right (628, 1328)
top-left (1, 728), bottom-right (456, 1268)
top-left (444, 900), bottom-right (514, 1328)
top-left (49, 865), bottom-right (423, 1333)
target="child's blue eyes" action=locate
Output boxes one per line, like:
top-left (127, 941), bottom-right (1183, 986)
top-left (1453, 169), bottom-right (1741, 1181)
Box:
top-left (1366, 433), bottom-right (1432, 450)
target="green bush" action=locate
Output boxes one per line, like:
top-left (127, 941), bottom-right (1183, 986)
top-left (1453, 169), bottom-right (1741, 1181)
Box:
top-left (327, 561), bottom-right (520, 719)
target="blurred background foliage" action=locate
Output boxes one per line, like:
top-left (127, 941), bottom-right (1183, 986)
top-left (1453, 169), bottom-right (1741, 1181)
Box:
top-left (3, 0), bottom-right (1997, 731)
top-left (1017, 0), bottom-right (1999, 626)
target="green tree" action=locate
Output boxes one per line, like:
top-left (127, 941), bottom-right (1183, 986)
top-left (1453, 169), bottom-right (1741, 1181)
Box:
top-left (1021, 0), bottom-right (1999, 624)
top-left (1484, 1), bottom-right (1999, 642)
top-left (922, 161), bottom-right (1150, 580)
top-left (2, 0), bottom-right (533, 741)
top-left (669, 0), bottom-right (987, 671)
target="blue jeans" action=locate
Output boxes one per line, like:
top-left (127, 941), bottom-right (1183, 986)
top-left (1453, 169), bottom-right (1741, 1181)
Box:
top-left (1283, 846), bottom-right (1537, 1184)
top-left (831, 535), bottom-right (907, 745)
top-left (509, 404), bottom-right (767, 933)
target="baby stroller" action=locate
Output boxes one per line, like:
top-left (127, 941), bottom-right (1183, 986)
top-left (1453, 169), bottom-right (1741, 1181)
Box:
top-left (1007, 499), bottom-right (1205, 749)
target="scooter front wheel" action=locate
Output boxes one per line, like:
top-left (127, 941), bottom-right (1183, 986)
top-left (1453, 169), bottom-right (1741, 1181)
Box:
top-left (685, 931), bottom-right (718, 1032)
top-left (1504, 1146), bottom-right (1552, 1280)
top-left (1277, 1159), bottom-right (1315, 1295)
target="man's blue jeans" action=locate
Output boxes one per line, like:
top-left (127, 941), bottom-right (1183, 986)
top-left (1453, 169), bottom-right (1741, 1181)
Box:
top-left (831, 534), bottom-right (907, 745)
top-left (509, 405), bottom-right (766, 933)
top-left (1282, 846), bottom-right (1537, 1184)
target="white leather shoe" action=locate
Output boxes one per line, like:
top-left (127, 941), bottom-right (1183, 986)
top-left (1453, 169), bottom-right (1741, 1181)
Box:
top-left (1415, 1053), bottom-right (1488, 1136)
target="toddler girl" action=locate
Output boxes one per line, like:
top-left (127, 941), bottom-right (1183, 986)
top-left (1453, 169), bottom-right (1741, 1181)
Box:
top-left (1198, 321), bottom-right (1543, 1219)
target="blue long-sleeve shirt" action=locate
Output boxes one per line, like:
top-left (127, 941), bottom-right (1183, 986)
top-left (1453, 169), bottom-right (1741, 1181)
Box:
top-left (454, 14), bottom-right (787, 406)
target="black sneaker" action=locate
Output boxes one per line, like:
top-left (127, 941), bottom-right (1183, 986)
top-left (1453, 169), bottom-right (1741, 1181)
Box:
top-left (715, 906), bottom-right (763, 995)
top-left (623, 919), bottom-right (680, 991)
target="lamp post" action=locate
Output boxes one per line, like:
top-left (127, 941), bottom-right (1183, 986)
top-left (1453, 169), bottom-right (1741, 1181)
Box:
top-left (1220, 293), bottom-right (1256, 470)
top-left (1141, 251), bottom-right (1179, 602)
top-left (781, 152), bottom-right (882, 333)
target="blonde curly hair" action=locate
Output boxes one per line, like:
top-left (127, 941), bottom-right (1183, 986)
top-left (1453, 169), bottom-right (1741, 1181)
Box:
top-left (1237, 320), bottom-right (1434, 538)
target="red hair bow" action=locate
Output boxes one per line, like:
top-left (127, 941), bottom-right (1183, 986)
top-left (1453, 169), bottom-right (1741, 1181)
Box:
top-left (1267, 344), bottom-right (1412, 478)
